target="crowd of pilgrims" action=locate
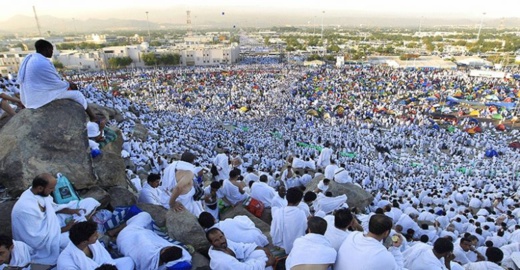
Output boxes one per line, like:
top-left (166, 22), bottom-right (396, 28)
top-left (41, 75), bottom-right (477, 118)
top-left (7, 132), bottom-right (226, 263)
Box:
top-left (3, 57), bottom-right (520, 269)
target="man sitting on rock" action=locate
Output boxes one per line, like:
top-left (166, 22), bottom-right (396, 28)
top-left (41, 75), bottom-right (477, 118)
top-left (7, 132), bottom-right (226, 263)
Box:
top-left (17, 39), bottom-right (96, 120)
top-left (138, 173), bottom-right (169, 208)
top-left (57, 221), bottom-right (134, 270)
top-left (206, 227), bottom-right (275, 270)
top-left (11, 173), bottom-right (100, 265)
top-left (0, 234), bottom-right (33, 269)
top-left (116, 212), bottom-right (192, 270)
top-left (198, 211), bottom-right (269, 247)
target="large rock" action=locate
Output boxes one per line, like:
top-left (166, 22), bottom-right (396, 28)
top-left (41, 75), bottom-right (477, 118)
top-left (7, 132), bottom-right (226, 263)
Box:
top-left (79, 186), bottom-right (111, 209)
top-left (0, 100), bottom-right (97, 197)
top-left (92, 150), bottom-right (126, 188)
top-left (88, 103), bottom-right (124, 123)
top-left (136, 203), bottom-right (168, 227)
top-left (191, 252), bottom-right (210, 270)
top-left (220, 205), bottom-right (272, 243)
top-left (306, 176), bottom-right (373, 210)
top-left (107, 186), bottom-right (137, 208)
top-left (166, 209), bottom-right (209, 253)
top-left (132, 122), bottom-right (148, 141)
top-left (0, 201), bottom-right (15, 236)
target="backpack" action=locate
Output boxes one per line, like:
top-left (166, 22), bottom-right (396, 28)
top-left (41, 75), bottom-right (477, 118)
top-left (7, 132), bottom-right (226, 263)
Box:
top-left (52, 173), bottom-right (81, 204)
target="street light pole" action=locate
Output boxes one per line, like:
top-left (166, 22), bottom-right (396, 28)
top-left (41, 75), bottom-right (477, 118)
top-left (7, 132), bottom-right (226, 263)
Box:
top-left (477, 12), bottom-right (486, 41)
top-left (146, 11), bottom-right (151, 42)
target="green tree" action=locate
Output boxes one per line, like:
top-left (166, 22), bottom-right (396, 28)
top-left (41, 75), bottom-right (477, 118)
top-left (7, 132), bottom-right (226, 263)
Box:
top-left (108, 57), bottom-right (132, 69)
top-left (142, 53), bottom-right (158, 66)
top-left (158, 53), bottom-right (181, 65)
top-left (327, 44), bottom-right (340, 53)
top-left (53, 60), bottom-right (64, 69)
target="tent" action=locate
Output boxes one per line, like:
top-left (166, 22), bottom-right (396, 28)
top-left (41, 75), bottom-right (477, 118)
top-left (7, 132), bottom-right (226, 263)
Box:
top-left (469, 110), bottom-right (480, 116)
top-left (492, 114), bottom-right (503, 120)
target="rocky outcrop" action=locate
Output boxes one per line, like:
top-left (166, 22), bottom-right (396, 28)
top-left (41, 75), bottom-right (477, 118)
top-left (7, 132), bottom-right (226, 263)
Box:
top-left (0, 100), bottom-right (97, 197)
top-left (220, 205), bottom-right (272, 243)
top-left (79, 186), bottom-right (111, 209)
top-left (191, 252), bottom-right (210, 270)
top-left (136, 203), bottom-right (168, 227)
top-left (166, 209), bottom-right (209, 253)
top-left (88, 103), bottom-right (125, 123)
top-left (107, 186), bottom-right (137, 208)
top-left (0, 201), bottom-right (15, 236)
top-left (306, 175), bottom-right (373, 210)
top-left (132, 122), bottom-right (148, 141)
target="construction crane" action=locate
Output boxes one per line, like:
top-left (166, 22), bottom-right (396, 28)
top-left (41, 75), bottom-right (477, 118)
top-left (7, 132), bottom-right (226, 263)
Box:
top-left (33, 6), bottom-right (42, 36)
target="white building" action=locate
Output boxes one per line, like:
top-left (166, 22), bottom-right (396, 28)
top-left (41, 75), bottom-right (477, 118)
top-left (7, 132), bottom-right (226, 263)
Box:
top-left (0, 49), bottom-right (32, 76)
top-left (180, 44), bottom-right (240, 66)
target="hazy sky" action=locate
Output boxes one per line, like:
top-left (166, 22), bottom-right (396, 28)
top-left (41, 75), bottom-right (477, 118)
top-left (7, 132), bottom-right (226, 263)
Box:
top-left (2, 0), bottom-right (518, 22)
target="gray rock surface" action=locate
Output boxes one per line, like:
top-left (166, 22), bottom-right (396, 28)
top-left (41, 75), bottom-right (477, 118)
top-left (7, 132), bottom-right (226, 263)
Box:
top-left (166, 209), bottom-right (209, 253)
top-left (191, 252), bottom-right (210, 270)
top-left (107, 186), bottom-right (137, 208)
top-left (79, 186), bottom-right (111, 209)
top-left (0, 100), bottom-right (96, 197)
top-left (0, 201), bottom-right (15, 236)
top-left (92, 150), bottom-right (126, 188)
top-left (220, 205), bottom-right (272, 243)
top-left (132, 122), bottom-right (148, 141)
top-left (136, 203), bottom-right (168, 227)
top-left (306, 175), bottom-right (373, 210)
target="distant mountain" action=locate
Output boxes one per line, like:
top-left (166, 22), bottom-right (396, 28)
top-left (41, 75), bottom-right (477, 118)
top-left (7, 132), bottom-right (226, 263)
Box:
top-left (0, 13), bottom-right (518, 35)
top-left (0, 15), bottom-right (172, 35)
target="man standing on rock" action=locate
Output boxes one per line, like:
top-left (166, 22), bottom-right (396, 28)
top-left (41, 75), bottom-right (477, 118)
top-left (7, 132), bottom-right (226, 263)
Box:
top-left (17, 39), bottom-right (96, 120)
top-left (11, 173), bottom-right (100, 265)
top-left (168, 151), bottom-right (204, 217)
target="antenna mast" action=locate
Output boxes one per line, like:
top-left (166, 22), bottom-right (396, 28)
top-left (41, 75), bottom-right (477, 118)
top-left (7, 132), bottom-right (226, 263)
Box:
top-left (33, 6), bottom-right (42, 36)
top-left (186, 10), bottom-right (192, 37)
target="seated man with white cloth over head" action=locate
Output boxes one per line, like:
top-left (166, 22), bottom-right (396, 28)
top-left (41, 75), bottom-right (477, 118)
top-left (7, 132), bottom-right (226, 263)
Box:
top-left (116, 212), bottom-right (192, 270)
top-left (11, 173), bottom-right (100, 266)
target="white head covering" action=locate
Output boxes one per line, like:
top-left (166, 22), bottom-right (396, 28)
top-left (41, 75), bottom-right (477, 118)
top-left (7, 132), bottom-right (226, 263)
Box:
top-left (87, 122), bottom-right (101, 137)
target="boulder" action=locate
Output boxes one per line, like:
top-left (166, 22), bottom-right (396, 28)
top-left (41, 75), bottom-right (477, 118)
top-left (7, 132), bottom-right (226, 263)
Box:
top-left (220, 205), bottom-right (272, 243)
top-left (92, 150), bottom-right (126, 188)
top-left (107, 186), bottom-right (137, 208)
top-left (136, 203), bottom-right (168, 227)
top-left (79, 186), bottom-right (111, 209)
top-left (0, 201), bottom-right (15, 236)
top-left (101, 128), bottom-right (123, 155)
top-left (191, 252), bottom-right (210, 270)
top-left (166, 209), bottom-right (209, 253)
top-left (124, 158), bottom-right (136, 172)
top-left (132, 122), bottom-right (148, 141)
top-left (0, 100), bottom-right (97, 197)
top-left (306, 175), bottom-right (373, 210)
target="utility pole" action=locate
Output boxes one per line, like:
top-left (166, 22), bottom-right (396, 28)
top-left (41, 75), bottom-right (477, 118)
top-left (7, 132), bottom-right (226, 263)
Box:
top-left (477, 12), bottom-right (486, 41)
top-left (32, 6), bottom-right (42, 36)
top-left (145, 11), bottom-right (151, 42)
